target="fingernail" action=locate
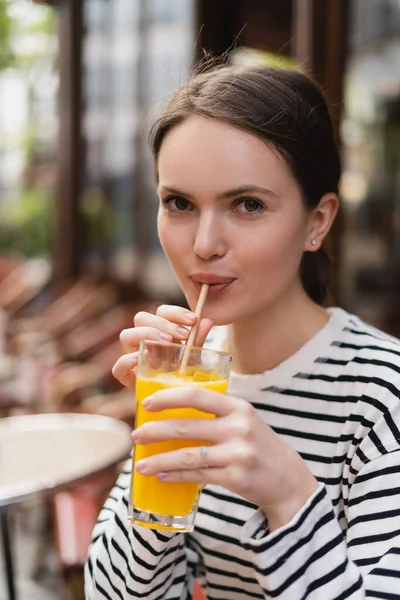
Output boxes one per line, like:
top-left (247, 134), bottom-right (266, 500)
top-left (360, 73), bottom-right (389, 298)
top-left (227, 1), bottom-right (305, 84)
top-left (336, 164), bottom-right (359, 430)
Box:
top-left (156, 472), bottom-right (168, 481)
top-left (132, 430), bottom-right (140, 443)
top-left (160, 332), bottom-right (173, 342)
top-left (135, 459), bottom-right (148, 473)
top-left (177, 326), bottom-right (189, 337)
top-left (184, 312), bottom-right (197, 324)
top-left (142, 397), bottom-right (153, 409)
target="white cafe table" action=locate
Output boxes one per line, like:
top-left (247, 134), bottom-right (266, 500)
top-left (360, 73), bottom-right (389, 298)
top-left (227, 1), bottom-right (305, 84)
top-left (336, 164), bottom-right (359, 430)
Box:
top-left (0, 412), bottom-right (132, 600)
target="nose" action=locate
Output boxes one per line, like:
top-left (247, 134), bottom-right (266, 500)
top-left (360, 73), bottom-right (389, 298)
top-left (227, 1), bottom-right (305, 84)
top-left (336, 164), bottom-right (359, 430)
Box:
top-left (193, 211), bottom-right (227, 261)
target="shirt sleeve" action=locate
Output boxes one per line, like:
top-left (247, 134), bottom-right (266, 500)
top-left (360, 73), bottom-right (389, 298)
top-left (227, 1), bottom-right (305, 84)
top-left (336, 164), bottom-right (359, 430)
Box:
top-left (241, 450), bottom-right (400, 599)
top-left (84, 461), bottom-right (198, 599)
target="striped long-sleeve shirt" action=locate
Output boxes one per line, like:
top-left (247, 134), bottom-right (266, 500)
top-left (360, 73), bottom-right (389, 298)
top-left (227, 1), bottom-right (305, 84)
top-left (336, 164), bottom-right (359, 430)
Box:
top-left (85, 307), bottom-right (400, 599)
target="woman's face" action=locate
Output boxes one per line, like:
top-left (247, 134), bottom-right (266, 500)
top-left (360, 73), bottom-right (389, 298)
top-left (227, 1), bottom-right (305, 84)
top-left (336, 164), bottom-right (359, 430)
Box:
top-left (157, 116), bottom-right (314, 325)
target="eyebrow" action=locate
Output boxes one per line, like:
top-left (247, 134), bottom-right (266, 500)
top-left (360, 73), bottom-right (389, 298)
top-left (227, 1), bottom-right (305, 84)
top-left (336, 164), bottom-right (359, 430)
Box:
top-left (217, 185), bottom-right (278, 199)
top-left (158, 184), bottom-right (278, 199)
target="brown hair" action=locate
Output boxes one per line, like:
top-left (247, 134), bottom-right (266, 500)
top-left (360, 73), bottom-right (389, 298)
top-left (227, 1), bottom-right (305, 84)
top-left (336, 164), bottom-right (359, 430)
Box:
top-left (150, 64), bottom-right (341, 305)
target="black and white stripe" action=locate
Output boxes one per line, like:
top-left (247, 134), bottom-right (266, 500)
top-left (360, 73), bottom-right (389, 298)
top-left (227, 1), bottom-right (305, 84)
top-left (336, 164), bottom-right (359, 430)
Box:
top-left (85, 308), bottom-right (400, 599)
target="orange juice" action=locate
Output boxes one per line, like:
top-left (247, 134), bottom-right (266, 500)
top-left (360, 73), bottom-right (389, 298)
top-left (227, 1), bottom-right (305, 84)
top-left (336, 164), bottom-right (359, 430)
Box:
top-left (132, 369), bottom-right (228, 520)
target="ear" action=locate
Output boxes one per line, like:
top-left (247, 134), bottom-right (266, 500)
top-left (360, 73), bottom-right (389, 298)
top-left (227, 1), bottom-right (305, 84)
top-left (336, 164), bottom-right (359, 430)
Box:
top-left (304, 193), bottom-right (338, 252)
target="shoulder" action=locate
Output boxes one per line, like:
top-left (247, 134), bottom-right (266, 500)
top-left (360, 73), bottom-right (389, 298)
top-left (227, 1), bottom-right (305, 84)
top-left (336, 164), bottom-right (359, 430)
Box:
top-left (330, 309), bottom-right (400, 450)
top-left (333, 307), bottom-right (400, 347)
top-left (328, 307), bottom-right (400, 375)
top-left (294, 308), bottom-right (400, 436)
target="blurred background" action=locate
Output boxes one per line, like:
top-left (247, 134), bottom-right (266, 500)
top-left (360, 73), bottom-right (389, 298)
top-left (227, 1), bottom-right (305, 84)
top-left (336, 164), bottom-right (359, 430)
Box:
top-left (0, 0), bottom-right (400, 598)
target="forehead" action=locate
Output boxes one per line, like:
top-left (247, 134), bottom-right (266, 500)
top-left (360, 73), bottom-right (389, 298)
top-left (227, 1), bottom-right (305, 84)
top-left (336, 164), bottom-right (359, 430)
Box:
top-left (157, 116), bottom-right (296, 193)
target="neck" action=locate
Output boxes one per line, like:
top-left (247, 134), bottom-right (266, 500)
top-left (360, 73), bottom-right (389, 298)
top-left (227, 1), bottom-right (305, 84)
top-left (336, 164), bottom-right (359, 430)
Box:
top-left (226, 284), bottom-right (330, 374)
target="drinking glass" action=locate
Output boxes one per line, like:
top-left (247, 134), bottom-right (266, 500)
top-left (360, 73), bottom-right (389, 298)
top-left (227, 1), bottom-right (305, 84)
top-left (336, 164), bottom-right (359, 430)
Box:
top-left (128, 340), bottom-right (232, 532)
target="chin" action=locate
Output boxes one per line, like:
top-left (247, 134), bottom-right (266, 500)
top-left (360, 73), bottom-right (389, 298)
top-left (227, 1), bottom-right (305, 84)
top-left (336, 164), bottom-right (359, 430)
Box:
top-left (201, 307), bottom-right (235, 327)
top-left (207, 316), bottom-right (232, 327)
top-left (183, 289), bottom-right (243, 326)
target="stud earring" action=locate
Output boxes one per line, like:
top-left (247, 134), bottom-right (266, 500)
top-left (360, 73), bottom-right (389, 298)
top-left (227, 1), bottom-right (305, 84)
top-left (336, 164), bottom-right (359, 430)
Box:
top-left (311, 239), bottom-right (316, 247)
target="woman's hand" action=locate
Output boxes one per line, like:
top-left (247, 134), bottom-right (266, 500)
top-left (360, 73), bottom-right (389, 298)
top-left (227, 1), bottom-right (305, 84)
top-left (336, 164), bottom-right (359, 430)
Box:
top-left (112, 305), bottom-right (213, 392)
top-left (132, 386), bottom-right (319, 531)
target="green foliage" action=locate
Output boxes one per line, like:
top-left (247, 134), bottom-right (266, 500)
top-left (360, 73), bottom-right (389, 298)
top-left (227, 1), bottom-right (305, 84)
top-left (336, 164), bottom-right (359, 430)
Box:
top-left (0, 0), bottom-right (55, 71)
top-left (15, 6), bottom-right (54, 36)
top-left (0, 1), bottom-right (56, 258)
top-left (0, 0), bottom-right (14, 70)
top-left (0, 187), bottom-right (53, 257)
top-left (233, 47), bottom-right (298, 71)
top-left (258, 50), bottom-right (299, 70)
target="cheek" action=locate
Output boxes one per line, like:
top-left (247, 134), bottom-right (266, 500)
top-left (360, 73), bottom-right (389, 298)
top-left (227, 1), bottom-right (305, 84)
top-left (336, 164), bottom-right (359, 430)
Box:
top-left (239, 220), bottom-right (306, 275)
top-left (157, 214), bottom-right (168, 253)
top-left (157, 215), bottom-right (187, 271)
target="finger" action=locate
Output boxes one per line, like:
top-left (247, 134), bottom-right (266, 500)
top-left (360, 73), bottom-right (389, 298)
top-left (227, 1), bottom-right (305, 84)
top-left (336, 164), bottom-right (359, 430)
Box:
top-left (156, 305), bottom-right (197, 327)
top-left (141, 387), bottom-right (238, 418)
top-left (112, 352), bottom-right (138, 391)
top-left (156, 467), bottom-right (227, 486)
top-left (119, 326), bottom-right (173, 353)
top-left (159, 469), bottom-right (206, 484)
top-left (155, 307), bottom-right (213, 348)
top-left (135, 443), bottom-right (226, 476)
top-left (134, 311), bottom-right (193, 342)
top-left (133, 415), bottom-right (225, 445)
top-left (194, 318), bottom-right (214, 347)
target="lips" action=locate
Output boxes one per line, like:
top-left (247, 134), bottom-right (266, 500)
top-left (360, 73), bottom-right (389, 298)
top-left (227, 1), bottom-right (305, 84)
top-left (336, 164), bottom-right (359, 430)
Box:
top-left (190, 273), bottom-right (236, 298)
top-left (191, 273), bottom-right (236, 285)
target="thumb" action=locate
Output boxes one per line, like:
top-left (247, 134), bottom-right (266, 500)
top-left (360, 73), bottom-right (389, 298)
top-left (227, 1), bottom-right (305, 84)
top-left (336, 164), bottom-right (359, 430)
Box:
top-left (194, 318), bottom-right (214, 347)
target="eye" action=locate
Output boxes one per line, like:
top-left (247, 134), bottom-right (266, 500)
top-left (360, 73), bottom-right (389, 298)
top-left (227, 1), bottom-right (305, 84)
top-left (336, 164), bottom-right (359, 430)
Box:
top-left (161, 196), bottom-right (193, 212)
top-left (234, 197), bottom-right (265, 215)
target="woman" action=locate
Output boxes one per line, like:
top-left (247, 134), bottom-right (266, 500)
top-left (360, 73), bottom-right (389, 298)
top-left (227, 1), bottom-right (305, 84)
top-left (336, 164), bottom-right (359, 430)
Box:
top-left (85, 64), bottom-right (400, 599)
